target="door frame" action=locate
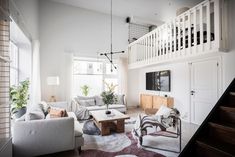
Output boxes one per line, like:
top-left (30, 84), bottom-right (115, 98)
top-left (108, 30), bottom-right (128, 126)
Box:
top-left (188, 56), bottom-right (222, 124)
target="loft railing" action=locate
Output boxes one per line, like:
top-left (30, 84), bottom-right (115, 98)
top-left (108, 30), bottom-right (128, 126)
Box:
top-left (128, 0), bottom-right (228, 69)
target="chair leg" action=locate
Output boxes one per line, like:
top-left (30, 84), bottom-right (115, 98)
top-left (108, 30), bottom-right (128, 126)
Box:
top-left (139, 136), bottom-right (143, 145)
top-left (78, 147), bottom-right (82, 154)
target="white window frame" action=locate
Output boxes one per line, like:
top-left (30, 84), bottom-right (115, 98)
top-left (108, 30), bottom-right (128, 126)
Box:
top-left (72, 57), bottom-right (119, 96)
top-left (10, 41), bottom-right (19, 86)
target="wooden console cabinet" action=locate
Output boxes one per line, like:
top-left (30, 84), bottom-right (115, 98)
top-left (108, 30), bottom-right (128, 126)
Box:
top-left (140, 94), bottom-right (174, 114)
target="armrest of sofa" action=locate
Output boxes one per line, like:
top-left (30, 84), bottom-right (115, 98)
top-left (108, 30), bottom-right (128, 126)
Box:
top-left (12, 117), bottom-right (75, 157)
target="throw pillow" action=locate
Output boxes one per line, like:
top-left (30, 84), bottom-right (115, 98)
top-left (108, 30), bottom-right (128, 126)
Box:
top-left (155, 105), bottom-right (172, 117)
top-left (38, 101), bottom-right (50, 116)
top-left (114, 94), bottom-right (125, 104)
top-left (95, 96), bottom-right (104, 106)
top-left (78, 99), bottom-right (96, 107)
top-left (49, 107), bottom-right (68, 118)
top-left (25, 111), bottom-right (45, 121)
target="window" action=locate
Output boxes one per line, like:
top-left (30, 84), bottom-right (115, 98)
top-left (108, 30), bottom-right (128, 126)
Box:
top-left (10, 41), bottom-right (19, 86)
top-left (104, 63), bottom-right (118, 93)
top-left (72, 58), bottom-right (119, 97)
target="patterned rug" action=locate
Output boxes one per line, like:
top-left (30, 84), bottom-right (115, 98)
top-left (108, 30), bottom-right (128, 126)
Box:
top-left (81, 132), bottom-right (165, 157)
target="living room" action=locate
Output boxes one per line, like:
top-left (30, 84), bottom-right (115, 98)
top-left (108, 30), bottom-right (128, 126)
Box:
top-left (1, 0), bottom-right (235, 157)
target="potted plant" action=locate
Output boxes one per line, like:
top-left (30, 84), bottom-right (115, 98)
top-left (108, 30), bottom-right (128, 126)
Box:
top-left (101, 82), bottom-right (117, 114)
top-left (80, 85), bottom-right (90, 96)
top-left (10, 79), bottom-right (30, 118)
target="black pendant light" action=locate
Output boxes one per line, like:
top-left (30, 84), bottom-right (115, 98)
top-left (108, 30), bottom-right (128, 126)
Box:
top-left (100, 0), bottom-right (124, 72)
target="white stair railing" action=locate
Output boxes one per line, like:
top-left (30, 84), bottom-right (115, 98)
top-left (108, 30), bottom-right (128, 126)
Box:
top-left (128, 0), bottom-right (228, 69)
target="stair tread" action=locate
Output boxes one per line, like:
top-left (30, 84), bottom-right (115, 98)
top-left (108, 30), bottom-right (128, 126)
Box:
top-left (230, 92), bottom-right (235, 96)
top-left (220, 106), bottom-right (235, 112)
top-left (209, 122), bottom-right (235, 132)
top-left (197, 138), bottom-right (235, 156)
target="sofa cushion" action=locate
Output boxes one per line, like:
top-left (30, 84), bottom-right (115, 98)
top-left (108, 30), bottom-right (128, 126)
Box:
top-left (78, 99), bottom-right (96, 107)
top-left (95, 96), bottom-right (104, 106)
top-left (114, 94), bottom-right (125, 105)
top-left (76, 96), bottom-right (96, 101)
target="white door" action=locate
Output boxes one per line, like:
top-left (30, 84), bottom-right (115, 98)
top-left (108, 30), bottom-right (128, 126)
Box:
top-left (190, 59), bottom-right (219, 125)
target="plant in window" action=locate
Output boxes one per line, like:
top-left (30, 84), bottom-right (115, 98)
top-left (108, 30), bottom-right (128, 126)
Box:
top-left (104, 81), bottom-right (118, 92)
top-left (10, 79), bottom-right (30, 118)
top-left (101, 81), bottom-right (117, 114)
top-left (80, 85), bottom-right (90, 96)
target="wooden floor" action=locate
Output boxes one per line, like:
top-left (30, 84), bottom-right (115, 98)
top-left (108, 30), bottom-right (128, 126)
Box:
top-left (41, 107), bottom-right (199, 157)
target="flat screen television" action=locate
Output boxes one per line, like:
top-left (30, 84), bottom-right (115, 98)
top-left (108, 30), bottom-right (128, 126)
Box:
top-left (146, 70), bottom-right (171, 92)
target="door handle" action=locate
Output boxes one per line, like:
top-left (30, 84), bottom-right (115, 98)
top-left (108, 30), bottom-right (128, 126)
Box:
top-left (191, 90), bottom-right (195, 95)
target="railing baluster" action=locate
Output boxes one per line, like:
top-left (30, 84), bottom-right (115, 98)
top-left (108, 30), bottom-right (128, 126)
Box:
top-left (147, 35), bottom-right (150, 62)
top-left (206, 1), bottom-right (211, 50)
top-left (178, 17), bottom-right (181, 57)
top-left (169, 22), bottom-right (172, 59)
top-left (166, 24), bottom-right (169, 59)
top-left (150, 33), bottom-right (153, 60)
top-left (153, 31), bottom-right (156, 60)
top-left (174, 19), bottom-right (176, 55)
top-left (200, 5), bottom-right (204, 52)
top-left (156, 29), bottom-right (159, 61)
top-left (193, 9), bottom-right (197, 54)
top-left (144, 38), bottom-right (147, 61)
top-left (159, 27), bottom-right (162, 58)
top-left (188, 11), bottom-right (192, 54)
top-left (182, 15), bottom-right (186, 56)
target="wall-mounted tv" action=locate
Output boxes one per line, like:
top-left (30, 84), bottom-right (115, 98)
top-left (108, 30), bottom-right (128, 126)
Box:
top-left (146, 70), bottom-right (171, 92)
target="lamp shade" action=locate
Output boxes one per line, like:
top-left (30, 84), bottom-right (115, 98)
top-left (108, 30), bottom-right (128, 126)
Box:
top-left (47, 76), bottom-right (60, 85)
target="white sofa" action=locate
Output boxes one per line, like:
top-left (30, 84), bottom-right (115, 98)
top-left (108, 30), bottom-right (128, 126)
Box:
top-left (12, 103), bottom-right (84, 157)
top-left (71, 95), bottom-right (127, 112)
top-left (69, 95), bottom-right (127, 120)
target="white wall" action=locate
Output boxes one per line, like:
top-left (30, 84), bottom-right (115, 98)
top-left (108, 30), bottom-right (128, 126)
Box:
top-left (12, 0), bottom-right (39, 40)
top-left (222, 0), bottom-right (235, 89)
top-left (39, 0), bottom-right (128, 101)
top-left (127, 62), bottom-right (191, 121)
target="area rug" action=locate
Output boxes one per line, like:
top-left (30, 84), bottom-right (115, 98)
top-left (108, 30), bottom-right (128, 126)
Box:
top-left (81, 132), bottom-right (165, 157)
top-left (82, 132), bottom-right (131, 152)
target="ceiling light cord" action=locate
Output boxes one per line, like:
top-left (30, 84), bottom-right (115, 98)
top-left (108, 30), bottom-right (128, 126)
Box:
top-left (110, 0), bottom-right (113, 72)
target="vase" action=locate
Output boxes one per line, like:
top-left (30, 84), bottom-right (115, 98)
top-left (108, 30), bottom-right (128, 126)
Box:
top-left (105, 104), bottom-right (111, 114)
top-left (14, 107), bottom-right (27, 118)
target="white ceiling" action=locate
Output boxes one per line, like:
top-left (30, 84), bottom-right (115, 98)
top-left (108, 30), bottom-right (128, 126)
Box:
top-left (51, 0), bottom-right (204, 23)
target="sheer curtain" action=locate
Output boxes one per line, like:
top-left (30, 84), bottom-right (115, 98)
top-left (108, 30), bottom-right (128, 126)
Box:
top-left (118, 57), bottom-right (128, 97)
top-left (31, 40), bottom-right (41, 105)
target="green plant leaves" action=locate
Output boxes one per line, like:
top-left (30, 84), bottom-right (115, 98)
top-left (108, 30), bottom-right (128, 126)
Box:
top-left (81, 85), bottom-right (90, 96)
top-left (101, 90), bottom-right (117, 105)
top-left (10, 79), bottom-right (29, 113)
